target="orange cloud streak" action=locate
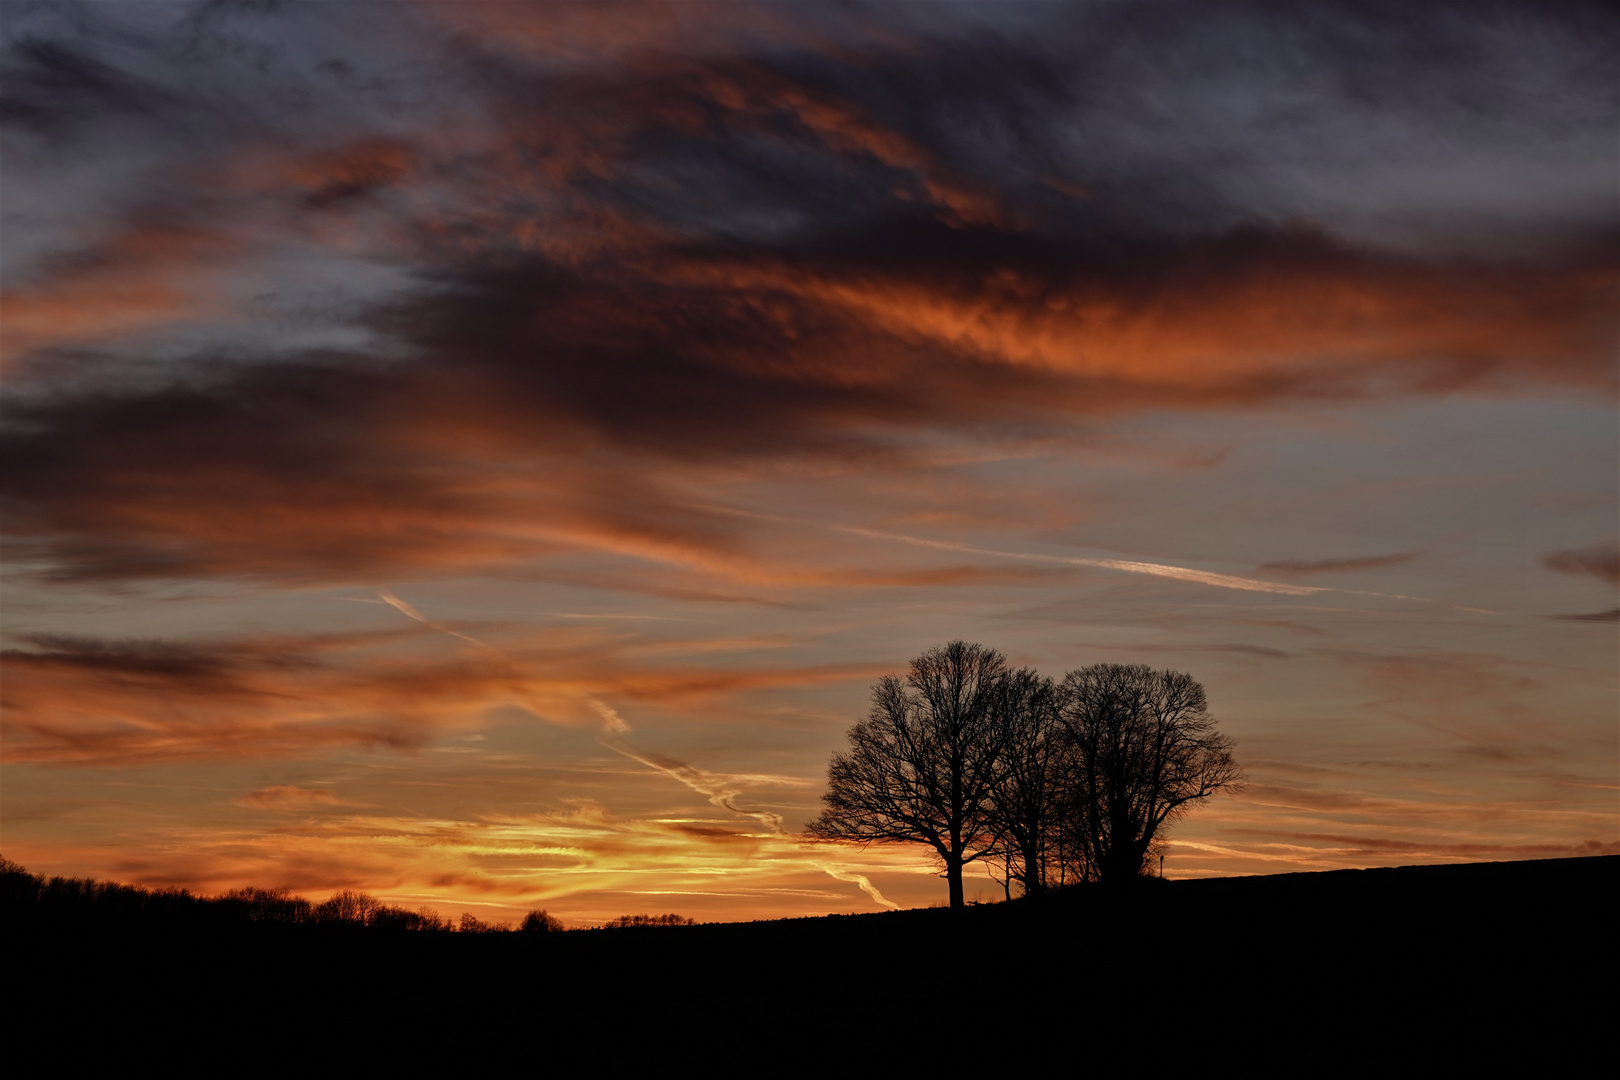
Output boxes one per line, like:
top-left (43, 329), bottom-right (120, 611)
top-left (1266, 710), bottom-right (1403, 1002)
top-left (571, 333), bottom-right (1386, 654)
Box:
top-left (0, 626), bottom-right (881, 766)
top-left (690, 240), bottom-right (1615, 402)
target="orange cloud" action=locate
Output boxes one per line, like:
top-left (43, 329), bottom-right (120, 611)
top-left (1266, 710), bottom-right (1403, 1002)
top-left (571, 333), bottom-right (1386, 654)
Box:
top-left (694, 67), bottom-right (1007, 227)
top-left (284, 140), bottom-right (415, 209)
top-left (0, 219), bottom-right (235, 366)
top-left (7, 221), bottom-right (1610, 587)
top-left (2, 797), bottom-right (944, 925)
top-left (0, 626), bottom-right (880, 766)
top-left (691, 234), bottom-right (1615, 404)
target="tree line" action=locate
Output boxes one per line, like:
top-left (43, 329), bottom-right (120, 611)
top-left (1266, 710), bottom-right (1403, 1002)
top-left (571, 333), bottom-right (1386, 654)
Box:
top-left (0, 858), bottom-right (693, 933)
top-left (807, 642), bottom-right (1242, 908)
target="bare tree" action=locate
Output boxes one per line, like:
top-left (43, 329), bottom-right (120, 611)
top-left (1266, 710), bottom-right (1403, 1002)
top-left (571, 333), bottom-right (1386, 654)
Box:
top-left (987, 668), bottom-right (1065, 896)
top-left (1057, 664), bottom-right (1241, 883)
top-left (314, 889), bottom-right (384, 925)
top-left (807, 641), bottom-right (1011, 909)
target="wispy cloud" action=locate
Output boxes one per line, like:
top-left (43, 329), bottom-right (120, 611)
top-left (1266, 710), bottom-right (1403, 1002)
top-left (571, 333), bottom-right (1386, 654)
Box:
top-left (238, 785), bottom-right (363, 811)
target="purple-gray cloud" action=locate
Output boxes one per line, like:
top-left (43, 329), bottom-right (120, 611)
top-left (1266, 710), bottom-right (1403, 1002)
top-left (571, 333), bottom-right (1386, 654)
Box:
top-left (1259, 553), bottom-right (1420, 575)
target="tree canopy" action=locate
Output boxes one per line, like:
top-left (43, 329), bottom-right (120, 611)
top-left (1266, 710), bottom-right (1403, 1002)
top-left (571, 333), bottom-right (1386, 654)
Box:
top-left (1058, 664), bottom-right (1241, 884)
top-left (806, 641), bottom-right (1013, 909)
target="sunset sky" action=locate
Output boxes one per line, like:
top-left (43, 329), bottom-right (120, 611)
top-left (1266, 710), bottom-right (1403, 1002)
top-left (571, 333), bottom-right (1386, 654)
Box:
top-left (2, 1), bottom-right (1615, 925)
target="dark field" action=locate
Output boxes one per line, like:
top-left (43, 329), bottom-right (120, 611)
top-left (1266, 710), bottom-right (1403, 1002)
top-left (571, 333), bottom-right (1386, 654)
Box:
top-left (10, 856), bottom-right (1614, 1071)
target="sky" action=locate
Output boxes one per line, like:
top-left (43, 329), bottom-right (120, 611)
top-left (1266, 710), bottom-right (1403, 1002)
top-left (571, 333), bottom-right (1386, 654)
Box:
top-left (1, 0), bottom-right (1615, 925)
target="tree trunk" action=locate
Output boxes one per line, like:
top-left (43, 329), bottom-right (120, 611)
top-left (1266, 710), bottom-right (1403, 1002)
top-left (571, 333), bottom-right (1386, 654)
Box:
top-left (947, 861), bottom-right (965, 909)
top-left (1021, 835), bottom-right (1043, 895)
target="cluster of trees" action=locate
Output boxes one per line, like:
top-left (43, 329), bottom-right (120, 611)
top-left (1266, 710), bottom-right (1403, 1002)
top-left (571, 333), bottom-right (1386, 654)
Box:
top-left (808, 642), bottom-right (1242, 908)
top-left (0, 858), bottom-right (685, 934)
top-left (600, 913), bottom-right (696, 928)
top-left (0, 859), bottom-right (538, 931)
top-left (224, 887), bottom-right (571, 932)
top-left (230, 885), bottom-right (466, 931)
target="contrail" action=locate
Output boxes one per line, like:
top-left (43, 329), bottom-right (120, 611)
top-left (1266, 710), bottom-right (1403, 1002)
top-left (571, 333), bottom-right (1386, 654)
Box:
top-left (590, 700), bottom-right (897, 909)
top-left (811, 862), bottom-right (896, 910)
top-left (831, 525), bottom-right (1449, 604)
top-left (375, 588), bottom-right (510, 658)
top-left (704, 504), bottom-right (1457, 605)
top-left (836, 527), bottom-right (1329, 596)
top-left (590, 700), bottom-right (785, 834)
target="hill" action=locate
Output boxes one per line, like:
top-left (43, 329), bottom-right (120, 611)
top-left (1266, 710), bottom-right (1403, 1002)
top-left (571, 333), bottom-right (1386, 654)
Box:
top-left (8, 855), bottom-right (1614, 1070)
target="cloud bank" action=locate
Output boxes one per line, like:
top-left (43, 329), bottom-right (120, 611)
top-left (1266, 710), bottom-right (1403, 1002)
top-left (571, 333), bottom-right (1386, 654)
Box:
top-left (2, 0), bottom-right (1614, 589)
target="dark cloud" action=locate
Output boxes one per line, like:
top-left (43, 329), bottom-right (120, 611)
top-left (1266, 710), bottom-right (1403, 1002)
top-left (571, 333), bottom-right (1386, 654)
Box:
top-left (1259, 553), bottom-right (1419, 575)
top-left (8, 632), bottom-right (243, 681)
top-left (292, 139), bottom-right (415, 209)
top-left (1543, 543), bottom-right (1620, 586)
top-left (7, 217), bottom-right (1605, 585)
top-left (3, 1), bottom-right (1614, 586)
top-left (0, 628), bottom-right (435, 764)
top-left (1213, 644), bottom-right (1294, 660)
top-left (1552, 609), bottom-right (1620, 623)
top-left (0, 32), bottom-right (180, 136)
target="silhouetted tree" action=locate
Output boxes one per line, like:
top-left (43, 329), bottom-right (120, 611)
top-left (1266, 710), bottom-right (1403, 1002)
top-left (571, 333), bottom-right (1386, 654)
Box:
top-left (987, 668), bottom-right (1065, 896)
top-left (222, 886), bottom-right (314, 924)
top-left (1057, 664), bottom-right (1241, 883)
top-left (521, 909), bottom-right (564, 933)
top-left (315, 890), bottom-right (384, 925)
top-left (370, 904), bottom-right (449, 931)
top-left (808, 641), bottom-right (1012, 909)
